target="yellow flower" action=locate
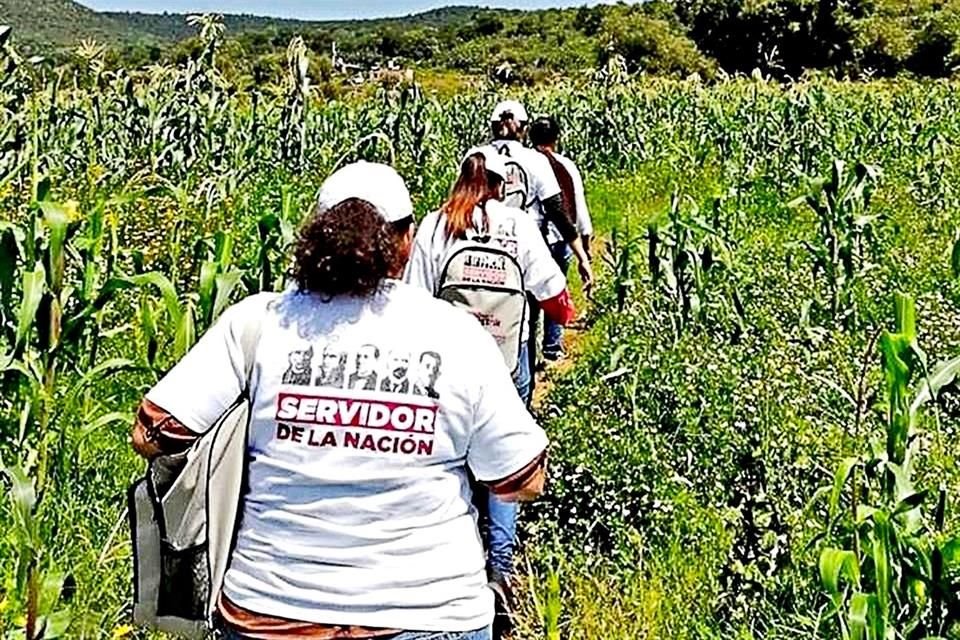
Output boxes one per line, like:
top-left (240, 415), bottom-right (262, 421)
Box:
top-left (111, 624), bottom-right (135, 639)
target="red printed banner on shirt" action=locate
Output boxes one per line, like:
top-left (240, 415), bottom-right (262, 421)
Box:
top-left (276, 390), bottom-right (438, 434)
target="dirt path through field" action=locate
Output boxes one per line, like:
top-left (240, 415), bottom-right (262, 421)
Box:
top-left (531, 315), bottom-right (591, 409)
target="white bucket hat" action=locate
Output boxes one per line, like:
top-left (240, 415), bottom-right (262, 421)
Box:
top-left (316, 161), bottom-right (413, 223)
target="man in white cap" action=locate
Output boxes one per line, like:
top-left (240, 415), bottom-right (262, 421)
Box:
top-left (472, 100), bottom-right (593, 377)
top-left (132, 161), bottom-right (549, 640)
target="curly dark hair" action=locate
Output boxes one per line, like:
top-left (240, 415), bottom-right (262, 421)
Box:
top-left (293, 198), bottom-right (412, 297)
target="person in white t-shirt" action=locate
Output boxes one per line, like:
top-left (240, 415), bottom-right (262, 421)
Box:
top-left (405, 148), bottom-right (576, 405)
top-left (473, 100), bottom-right (592, 378)
top-left (131, 162), bottom-right (548, 640)
top-left (530, 115), bottom-right (595, 362)
top-left (404, 148), bottom-right (574, 634)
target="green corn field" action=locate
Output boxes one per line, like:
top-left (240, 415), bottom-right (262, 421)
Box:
top-left (7, 15), bottom-right (960, 640)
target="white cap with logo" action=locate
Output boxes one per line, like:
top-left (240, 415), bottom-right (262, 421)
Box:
top-left (316, 161), bottom-right (413, 223)
top-left (489, 99), bottom-right (529, 123)
top-left (463, 147), bottom-right (508, 182)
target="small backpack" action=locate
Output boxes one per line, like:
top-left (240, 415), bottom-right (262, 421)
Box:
top-left (128, 312), bottom-right (261, 639)
top-left (437, 227), bottom-right (527, 375)
top-left (497, 145), bottom-right (530, 211)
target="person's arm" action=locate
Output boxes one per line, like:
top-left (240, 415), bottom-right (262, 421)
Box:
top-left (542, 194), bottom-right (592, 292)
top-left (540, 193), bottom-right (576, 244)
top-left (517, 214), bottom-right (576, 325)
top-left (131, 296), bottom-right (262, 458)
top-left (403, 214), bottom-right (439, 292)
top-left (131, 398), bottom-right (198, 459)
top-left (488, 451), bottom-right (547, 502)
top-left (466, 326), bottom-right (549, 500)
top-left (570, 162), bottom-right (593, 259)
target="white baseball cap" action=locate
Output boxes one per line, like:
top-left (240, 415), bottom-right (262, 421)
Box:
top-left (463, 147), bottom-right (508, 181)
top-left (316, 161), bottom-right (413, 223)
top-left (490, 99), bottom-right (528, 123)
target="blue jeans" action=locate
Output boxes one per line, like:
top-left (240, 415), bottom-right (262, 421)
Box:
top-left (475, 484), bottom-right (518, 581)
top-left (472, 341), bottom-right (528, 581)
top-left (220, 626), bottom-right (491, 640)
top-left (513, 342), bottom-right (532, 407)
top-left (543, 242), bottom-right (572, 357)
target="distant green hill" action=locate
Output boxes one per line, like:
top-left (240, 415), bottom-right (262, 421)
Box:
top-left (0, 0), bottom-right (481, 48)
top-left (0, 0), bottom-right (152, 46)
top-left (102, 6), bottom-right (480, 42)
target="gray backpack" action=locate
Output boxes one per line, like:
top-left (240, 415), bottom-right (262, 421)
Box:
top-left (128, 315), bottom-right (260, 639)
top-left (437, 232), bottom-right (527, 375)
top-left (497, 145), bottom-right (530, 211)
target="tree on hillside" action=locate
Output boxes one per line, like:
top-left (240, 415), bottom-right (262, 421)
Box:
top-left (673, 0), bottom-right (854, 77)
top-left (600, 7), bottom-right (715, 77)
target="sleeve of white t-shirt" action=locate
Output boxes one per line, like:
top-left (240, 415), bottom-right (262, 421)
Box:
top-left (403, 212), bottom-right (440, 294)
top-left (568, 160), bottom-right (593, 237)
top-left (146, 295), bottom-right (266, 434)
top-left (516, 213), bottom-right (566, 302)
top-left (466, 325), bottom-right (549, 482)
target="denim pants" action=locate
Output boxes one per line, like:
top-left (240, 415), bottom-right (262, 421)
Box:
top-left (473, 342), bottom-right (530, 580)
top-left (219, 626), bottom-right (491, 640)
top-left (513, 342), bottom-right (532, 408)
top-left (543, 242), bottom-right (572, 356)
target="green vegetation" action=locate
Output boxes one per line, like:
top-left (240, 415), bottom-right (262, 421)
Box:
top-left (0, 0), bottom-right (149, 47)
top-left (6, 13), bottom-right (960, 640)
top-left (6, 0), bottom-right (960, 83)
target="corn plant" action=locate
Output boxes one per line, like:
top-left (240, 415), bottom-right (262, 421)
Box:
top-left (601, 226), bottom-right (644, 313)
top-left (646, 192), bottom-right (746, 342)
top-left (817, 293), bottom-right (960, 639)
top-left (792, 160), bottom-right (882, 328)
top-left (0, 465), bottom-right (74, 640)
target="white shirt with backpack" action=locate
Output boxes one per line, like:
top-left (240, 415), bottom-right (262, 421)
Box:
top-left (405, 201), bottom-right (566, 347)
top-left (145, 284), bottom-right (547, 633)
top-left (470, 140), bottom-right (562, 235)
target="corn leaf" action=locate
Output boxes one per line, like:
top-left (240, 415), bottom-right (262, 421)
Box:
top-left (830, 457), bottom-right (860, 520)
top-left (212, 271), bottom-right (243, 322)
top-left (174, 301), bottom-right (196, 360)
top-left (820, 547), bottom-right (860, 595)
top-left (912, 354), bottom-right (960, 416)
top-left (941, 537), bottom-right (960, 566)
top-left (39, 201), bottom-right (69, 294)
top-left (849, 591), bottom-right (871, 640)
top-left (15, 262), bottom-right (45, 351)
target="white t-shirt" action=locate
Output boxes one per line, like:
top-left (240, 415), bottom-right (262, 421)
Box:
top-left (146, 284), bottom-right (548, 632)
top-left (471, 140), bottom-right (561, 230)
top-left (404, 201), bottom-right (567, 342)
top-left (544, 152), bottom-right (593, 245)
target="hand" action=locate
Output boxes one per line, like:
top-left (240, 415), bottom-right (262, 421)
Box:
top-left (578, 259), bottom-right (594, 297)
top-left (568, 236), bottom-right (594, 297)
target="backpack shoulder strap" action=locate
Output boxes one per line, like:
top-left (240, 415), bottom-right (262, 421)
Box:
top-left (237, 300), bottom-right (266, 396)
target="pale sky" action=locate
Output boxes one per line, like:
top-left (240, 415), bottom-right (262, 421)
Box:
top-left (79, 0), bottom-right (630, 20)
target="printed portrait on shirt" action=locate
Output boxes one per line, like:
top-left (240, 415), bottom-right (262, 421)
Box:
top-left (413, 351), bottom-right (442, 399)
top-left (380, 350), bottom-right (411, 394)
top-left (282, 345), bottom-right (314, 385)
top-left (348, 344), bottom-right (380, 391)
top-left (315, 342), bottom-right (347, 389)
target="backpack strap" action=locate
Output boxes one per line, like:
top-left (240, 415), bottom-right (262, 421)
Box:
top-left (237, 302), bottom-right (265, 397)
